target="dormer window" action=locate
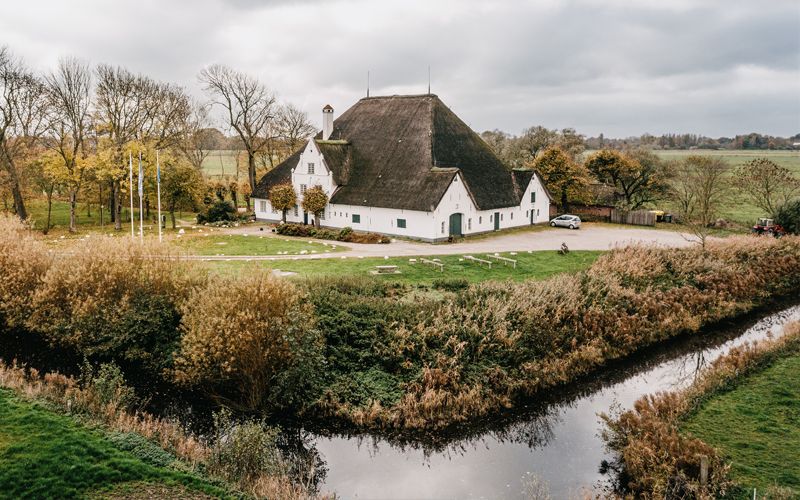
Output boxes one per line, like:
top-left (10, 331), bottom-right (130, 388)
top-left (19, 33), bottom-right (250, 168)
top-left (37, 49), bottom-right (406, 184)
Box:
top-left (308, 163), bottom-right (315, 174)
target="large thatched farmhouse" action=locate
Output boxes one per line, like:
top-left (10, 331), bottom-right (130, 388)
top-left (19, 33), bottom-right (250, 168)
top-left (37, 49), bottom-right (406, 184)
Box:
top-left (252, 94), bottom-right (552, 242)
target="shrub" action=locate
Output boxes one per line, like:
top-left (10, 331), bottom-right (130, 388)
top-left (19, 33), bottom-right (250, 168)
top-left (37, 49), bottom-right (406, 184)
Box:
top-left (208, 409), bottom-right (284, 484)
top-left (775, 199), bottom-right (800, 234)
top-left (174, 270), bottom-right (324, 412)
top-left (0, 215), bottom-right (51, 329)
top-left (27, 238), bottom-right (203, 382)
top-left (274, 223), bottom-right (390, 244)
top-left (80, 361), bottom-right (138, 411)
top-left (197, 200), bottom-right (237, 224)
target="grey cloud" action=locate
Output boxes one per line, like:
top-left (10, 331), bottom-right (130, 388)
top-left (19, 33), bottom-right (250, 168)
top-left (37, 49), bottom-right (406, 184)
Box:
top-left (0, 0), bottom-right (797, 137)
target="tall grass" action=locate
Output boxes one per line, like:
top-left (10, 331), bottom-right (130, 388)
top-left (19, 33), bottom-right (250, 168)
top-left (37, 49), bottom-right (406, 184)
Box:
top-left (315, 237), bottom-right (800, 429)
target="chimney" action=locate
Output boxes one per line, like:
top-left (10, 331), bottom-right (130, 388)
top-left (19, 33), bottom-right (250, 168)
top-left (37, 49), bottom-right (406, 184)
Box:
top-left (322, 104), bottom-right (334, 140)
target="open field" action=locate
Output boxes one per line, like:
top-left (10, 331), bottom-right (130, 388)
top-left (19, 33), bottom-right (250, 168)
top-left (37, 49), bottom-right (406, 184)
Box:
top-left (0, 389), bottom-right (223, 499)
top-left (681, 354), bottom-right (800, 494)
top-left (174, 233), bottom-right (348, 256)
top-left (206, 250), bottom-right (603, 283)
top-left (652, 149), bottom-right (800, 225)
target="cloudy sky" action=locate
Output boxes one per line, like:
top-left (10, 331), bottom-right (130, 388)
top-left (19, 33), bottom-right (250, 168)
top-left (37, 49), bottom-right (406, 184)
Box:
top-left (2, 0), bottom-right (798, 137)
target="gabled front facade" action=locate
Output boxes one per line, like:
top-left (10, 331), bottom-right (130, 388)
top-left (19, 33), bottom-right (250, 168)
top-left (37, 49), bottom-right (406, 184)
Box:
top-left (252, 94), bottom-right (552, 242)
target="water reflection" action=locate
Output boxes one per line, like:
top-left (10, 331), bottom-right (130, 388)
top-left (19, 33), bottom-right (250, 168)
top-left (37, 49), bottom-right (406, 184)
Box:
top-left (303, 303), bottom-right (800, 499)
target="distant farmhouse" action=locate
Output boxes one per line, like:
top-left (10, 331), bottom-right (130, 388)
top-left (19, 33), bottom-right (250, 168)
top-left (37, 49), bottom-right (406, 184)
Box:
top-left (252, 94), bottom-right (552, 242)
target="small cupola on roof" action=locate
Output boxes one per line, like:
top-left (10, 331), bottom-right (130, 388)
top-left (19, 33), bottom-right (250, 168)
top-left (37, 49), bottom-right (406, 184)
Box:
top-left (322, 104), bottom-right (334, 140)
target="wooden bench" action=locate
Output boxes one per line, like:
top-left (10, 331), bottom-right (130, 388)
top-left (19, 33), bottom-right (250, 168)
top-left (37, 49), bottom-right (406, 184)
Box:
top-left (374, 265), bottom-right (399, 274)
top-left (420, 258), bottom-right (444, 272)
top-left (463, 255), bottom-right (492, 268)
top-left (486, 254), bottom-right (517, 268)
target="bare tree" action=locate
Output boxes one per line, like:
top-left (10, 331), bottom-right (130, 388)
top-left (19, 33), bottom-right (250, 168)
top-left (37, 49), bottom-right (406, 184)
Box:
top-left (0, 47), bottom-right (48, 220)
top-left (199, 64), bottom-right (277, 192)
top-left (44, 57), bottom-right (93, 233)
top-left (674, 155), bottom-right (729, 249)
top-left (732, 158), bottom-right (800, 217)
top-left (176, 100), bottom-right (214, 170)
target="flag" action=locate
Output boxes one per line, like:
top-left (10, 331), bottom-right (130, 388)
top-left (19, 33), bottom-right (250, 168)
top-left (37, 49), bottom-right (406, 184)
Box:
top-left (138, 152), bottom-right (143, 197)
top-left (156, 153), bottom-right (161, 184)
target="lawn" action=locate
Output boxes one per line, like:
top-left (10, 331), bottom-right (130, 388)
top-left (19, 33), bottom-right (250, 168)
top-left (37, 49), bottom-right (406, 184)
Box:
top-left (206, 249), bottom-right (602, 284)
top-left (173, 233), bottom-right (348, 256)
top-left (0, 389), bottom-right (225, 499)
top-left (681, 354), bottom-right (800, 495)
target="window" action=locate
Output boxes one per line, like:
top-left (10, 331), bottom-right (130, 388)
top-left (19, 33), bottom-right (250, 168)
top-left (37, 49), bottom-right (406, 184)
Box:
top-left (319, 210), bottom-right (325, 220)
top-left (510, 212), bottom-right (514, 220)
top-left (489, 215), bottom-right (493, 222)
top-left (308, 163), bottom-right (315, 174)
top-left (468, 218), bottom-right (472, 230)
top-left (293, 205), bottom-right (299, 216)
top-left (501, 213), bottom-right (504, 221)
top-left (531, 192), bottom-right (536, 203)
top-left (352, 214), bottom-right (361, 224)
top-left (300, 184), bottom-right (307, 194)
top-left (397, 218), bottom-right (406, 229)
top-left (479, 216), bottom-right (482, 224)
top-left (526, 210), bottom-right (529, 218)
top-left (441, 221), bottom-right (445, 234)
top-left (259, 200), bottom-right (266, 213)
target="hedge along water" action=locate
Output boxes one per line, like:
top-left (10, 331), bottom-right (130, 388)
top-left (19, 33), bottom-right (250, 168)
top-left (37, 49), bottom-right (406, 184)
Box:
top-left (310, 303), bottom-right (800, 499)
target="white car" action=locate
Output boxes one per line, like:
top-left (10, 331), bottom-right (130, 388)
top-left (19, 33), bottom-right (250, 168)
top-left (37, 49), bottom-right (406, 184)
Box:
top-left (550, 214), bottom-right (581, 229)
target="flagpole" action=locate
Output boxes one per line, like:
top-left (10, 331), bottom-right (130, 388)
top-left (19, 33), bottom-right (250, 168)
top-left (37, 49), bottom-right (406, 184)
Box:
top-left (156, 150), bottom-right (162, 243)
top-left (138, 152), bottom-right (144, 243)
top-left (129, 151), bottom-right (134, 239)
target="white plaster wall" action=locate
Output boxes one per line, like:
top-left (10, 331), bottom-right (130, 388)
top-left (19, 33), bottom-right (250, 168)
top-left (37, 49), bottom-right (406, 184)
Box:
top-left (252, 159), bottom-right (553, 241)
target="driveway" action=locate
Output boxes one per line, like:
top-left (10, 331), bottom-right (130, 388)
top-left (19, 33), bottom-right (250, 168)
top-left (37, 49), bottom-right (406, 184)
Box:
top-left (205, 223), bottom-right (699, 260)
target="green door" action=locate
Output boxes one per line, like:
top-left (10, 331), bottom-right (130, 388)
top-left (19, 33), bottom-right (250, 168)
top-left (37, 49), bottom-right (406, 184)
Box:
top-left (449, 213), bottom-right (462, 237)
top-left (494, 212), bottom-right (500, 231)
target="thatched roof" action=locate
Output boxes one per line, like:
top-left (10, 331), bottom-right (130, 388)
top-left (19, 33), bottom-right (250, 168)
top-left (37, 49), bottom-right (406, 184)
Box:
top-left (254, 94), bottom-right (545, 210)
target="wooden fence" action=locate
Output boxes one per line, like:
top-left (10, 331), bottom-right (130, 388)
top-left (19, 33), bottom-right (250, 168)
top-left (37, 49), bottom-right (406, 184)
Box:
top-left (610, 209), bottom-right (656, 226)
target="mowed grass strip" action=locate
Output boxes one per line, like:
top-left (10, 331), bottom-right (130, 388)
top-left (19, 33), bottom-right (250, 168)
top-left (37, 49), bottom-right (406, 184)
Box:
top-left (206, 250), bottom-right (602, 284)
top-left (681, 354), bottom-right (800, 493)
top-left (0, 389), bottom-right (225, 499)
top-left (173, 233), bottom-right (348, 256)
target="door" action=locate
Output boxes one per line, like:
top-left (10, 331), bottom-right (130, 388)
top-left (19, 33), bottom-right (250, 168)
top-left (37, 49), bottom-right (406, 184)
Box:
top-left (449, 213), bottom-right (463, 237)
top-left (530, 208), bottom-right (535, 224)
top-left (303, 211), bottom-right (308, 225)
top-left (494, 212), bottom-right (500, 231)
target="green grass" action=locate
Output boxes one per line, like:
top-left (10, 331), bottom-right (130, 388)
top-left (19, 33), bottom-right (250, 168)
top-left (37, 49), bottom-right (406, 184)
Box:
top-left (206, 250), bottom-right (602, 284)
top-left (20, 199), bottom-right (197, 235)
top-left (201, 150), bottom-right (246, 178)
top-left (681, 354), bottom-right (800, 494)
top-left (0, 389), bottom-right (226, 499)
top-left (173, 233), bottom-right (348, 256)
